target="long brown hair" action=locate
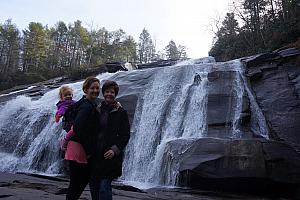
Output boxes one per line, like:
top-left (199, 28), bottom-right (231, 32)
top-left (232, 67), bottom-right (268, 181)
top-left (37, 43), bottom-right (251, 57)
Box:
top-left (82, 76), bottom-right (100, 93)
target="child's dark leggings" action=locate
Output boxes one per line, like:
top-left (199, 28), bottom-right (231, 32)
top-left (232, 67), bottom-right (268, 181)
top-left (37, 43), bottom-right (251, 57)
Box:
top-left (66, 161), bottom-right (90, 200)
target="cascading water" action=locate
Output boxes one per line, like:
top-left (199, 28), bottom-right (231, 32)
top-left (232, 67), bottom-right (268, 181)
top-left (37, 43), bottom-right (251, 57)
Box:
top-left (121, 59), bottom-right (269, 188)
top-left (241, 73), bottom-right (269, 139)
top-left (231, 60), bottom-right (245, 139)
top-left (0, 58), bottom-right (269, 188)
top-left (0, 73), bottom-right (113, 174)
top-left (226, 60), bottom-right (269, 139)
top-left (122, 63), bottom-right (209, 187)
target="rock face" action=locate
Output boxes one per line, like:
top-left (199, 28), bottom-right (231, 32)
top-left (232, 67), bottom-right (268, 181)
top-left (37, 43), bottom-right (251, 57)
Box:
top-left (206, 71), bottom-right (252, 138)
top-left (243, 48), bottom-right (300, 151)
top-left (175, 138), bottom-right (300, 197)
top-left (174, 48), bottom-right (300, 197)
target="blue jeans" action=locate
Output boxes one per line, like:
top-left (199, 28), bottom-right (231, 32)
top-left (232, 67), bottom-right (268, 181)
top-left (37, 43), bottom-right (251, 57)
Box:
top-left (90, 179), bottom-right (112, 200)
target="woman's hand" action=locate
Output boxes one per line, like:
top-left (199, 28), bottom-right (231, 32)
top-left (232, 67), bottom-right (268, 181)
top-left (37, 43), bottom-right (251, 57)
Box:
top-left (104, 149), bottom-right (115, 159)
top-left (116, 102), bottom-right (122, 109)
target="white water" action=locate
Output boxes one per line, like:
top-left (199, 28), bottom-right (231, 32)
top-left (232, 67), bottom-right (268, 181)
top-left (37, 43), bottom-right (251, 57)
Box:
top-left (231, 60), bottom-right (245, 138)
top-left (241, 74), bottom-right (269, 139)
top-left (122, 64), bottom-right (209, 186)
top-left (0, 73), bottom-right (114, 174)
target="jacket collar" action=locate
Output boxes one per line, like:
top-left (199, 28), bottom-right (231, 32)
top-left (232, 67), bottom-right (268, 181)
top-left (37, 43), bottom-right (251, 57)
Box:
top-left (96, 100), bottom-right (119, 114)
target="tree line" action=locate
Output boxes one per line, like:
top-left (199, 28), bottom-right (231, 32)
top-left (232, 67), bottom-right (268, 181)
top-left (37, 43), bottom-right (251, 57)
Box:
top-left (209, 0), bottom-right (300, 61)
top-left (0, 19), bottom-right (187, 91)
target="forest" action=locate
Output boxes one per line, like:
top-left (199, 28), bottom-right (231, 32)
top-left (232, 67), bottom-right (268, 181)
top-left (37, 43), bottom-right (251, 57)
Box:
top-left (209, 0), bottom-right (300, 61)
top-left (0, 20), bottom-right (187, 91)
top-left (2, 0), bottom-right (299, 91)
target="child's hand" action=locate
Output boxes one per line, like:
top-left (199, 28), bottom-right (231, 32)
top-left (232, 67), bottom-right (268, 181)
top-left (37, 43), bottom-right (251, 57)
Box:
top-left (55, 114), bottom-right (61, 123)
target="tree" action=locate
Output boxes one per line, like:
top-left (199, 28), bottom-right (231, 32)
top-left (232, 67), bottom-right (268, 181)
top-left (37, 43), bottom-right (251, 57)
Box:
top-left (122, 36), bottom-right (137, 62)
top-left (210, 0), bottom-right (300, 61)
top-left (165, 40), bottom-right (179, 59)
top-left (138, 28), bottom-right (155, 63)
top-left (68, 20), bottom-right (90, 68)
top-left (23, 22), bottom-right (48, 72)
top-left (0, 19), bottom-right (20, 74)
top-left (209, 12), bottom-right (242, 61)
top-left (165, 40), bottom-right (188, 60)
top-left (178, 45), bottom-right (187, 59)
top-left (49, 21), bottom-right (69, 69)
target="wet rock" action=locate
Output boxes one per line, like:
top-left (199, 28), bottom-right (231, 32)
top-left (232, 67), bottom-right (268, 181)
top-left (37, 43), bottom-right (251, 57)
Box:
top-left (259, 63), bottom-right (278, 72)
top-left (137, 59), bottom-right (179, 69)
top-left (245, 68), bottom-right (263, 81)
top-left (276, 47), bottom-right (300, 58)
top-left (117, 95), bottom-right (138, 125)
top-left (205, 69), bottom-right (252, 139)
top-left (249, 63), bottom-right (300, 149)
top-left (289, 71), bottom-right (300, 98)
top-left (242, 53), bottom-right (281, 68)
top-left (241, 48), bottom-right (300, 150)
top-left (239, 112), bottom-right (251, 125)
top-left (207, 94), bottom-right (249, 126)
top-left (28, 91), bottom-right (44, 97)
top-left (176, 138), bottom-right (300, 198)
top-left (0, 171), bottom-right (266, 200)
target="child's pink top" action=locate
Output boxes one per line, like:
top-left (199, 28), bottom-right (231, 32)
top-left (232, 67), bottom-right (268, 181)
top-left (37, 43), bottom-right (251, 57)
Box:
top-left (64, 141), bottom-right (87, 164)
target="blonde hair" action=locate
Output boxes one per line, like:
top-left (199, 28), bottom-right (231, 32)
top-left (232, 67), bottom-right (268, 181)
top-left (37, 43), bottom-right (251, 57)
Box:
top-left (58, 85), bottom-right (73, 100)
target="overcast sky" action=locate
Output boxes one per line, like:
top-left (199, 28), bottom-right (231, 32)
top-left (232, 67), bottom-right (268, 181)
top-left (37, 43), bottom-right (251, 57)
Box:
top-left (1, 0), bottom-right (232, 58)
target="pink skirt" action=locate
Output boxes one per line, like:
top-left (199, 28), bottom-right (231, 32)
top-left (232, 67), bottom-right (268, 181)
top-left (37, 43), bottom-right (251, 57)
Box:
top-left (64, 141), bottom-right (87, 164)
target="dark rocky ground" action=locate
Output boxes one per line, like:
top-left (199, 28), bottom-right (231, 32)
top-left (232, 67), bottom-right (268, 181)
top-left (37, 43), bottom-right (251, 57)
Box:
top-left (0, 172), bottom-right (289, 200)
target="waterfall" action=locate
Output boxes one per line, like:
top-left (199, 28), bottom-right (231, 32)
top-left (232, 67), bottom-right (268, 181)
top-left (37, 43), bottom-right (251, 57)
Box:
top-left (0, 73), bottom-right (113, 174)
top-left (231, 60), bottom-right (245, 139)
top-left (0, 58), bottom-right (269, 187)
top-left (121, 59), bottom-right (269, 188)
top-left (241, 72), bottom-right (269, 139)
top-left (122, 63), bottom-right (210, 187)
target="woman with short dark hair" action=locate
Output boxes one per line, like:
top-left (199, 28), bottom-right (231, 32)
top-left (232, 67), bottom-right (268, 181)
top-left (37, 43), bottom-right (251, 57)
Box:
top-left (90, 80), bottom-right (130, 200)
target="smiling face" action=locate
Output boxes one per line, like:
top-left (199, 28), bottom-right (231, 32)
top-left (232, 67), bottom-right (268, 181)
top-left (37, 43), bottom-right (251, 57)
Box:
top-left (85, 81), bottom-right (100, 101)
top-left (103, 87), bottom-right (116, 104)
top-left (62, 89), bottom-right (73, 101)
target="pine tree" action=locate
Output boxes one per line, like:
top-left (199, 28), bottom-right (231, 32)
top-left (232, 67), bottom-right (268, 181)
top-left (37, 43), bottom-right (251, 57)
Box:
top-left (0, 19), bottom-right (20, 74)
top-left (23, 22), bottom-right (48, 72)
top-left (138, 28), bottom-right (155, 63)
top-left (209, 13), bottom-right (241, 61)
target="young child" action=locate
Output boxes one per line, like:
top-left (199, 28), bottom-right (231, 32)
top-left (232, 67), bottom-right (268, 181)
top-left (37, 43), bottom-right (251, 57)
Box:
top-left (56, 86), bottom-right (76, 151)
top-left (56, 86), bottom-right (76, 122)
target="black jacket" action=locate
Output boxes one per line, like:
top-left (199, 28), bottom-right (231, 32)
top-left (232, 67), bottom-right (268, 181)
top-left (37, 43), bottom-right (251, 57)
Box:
top-left (91, 102), bottom-right (130, 180)
top-left (71, 96), bottom-right (101, 156)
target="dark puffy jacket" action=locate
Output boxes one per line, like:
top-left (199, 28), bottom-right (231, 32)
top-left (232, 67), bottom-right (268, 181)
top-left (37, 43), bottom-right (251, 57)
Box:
top-left (91, 104), bottom-right (130, 180)
top-left (71, 96), bottom-right (101, 156)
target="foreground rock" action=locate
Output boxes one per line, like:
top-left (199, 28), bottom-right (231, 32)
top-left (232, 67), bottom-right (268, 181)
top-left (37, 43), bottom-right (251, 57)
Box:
top-left (167, 138), bottom-right (300, 198)
top-left (0, 172), bottom-right (285, 200)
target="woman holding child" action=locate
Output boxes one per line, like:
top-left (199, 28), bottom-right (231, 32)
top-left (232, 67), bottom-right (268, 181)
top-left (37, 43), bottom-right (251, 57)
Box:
top-left (57, 77), bottom-right (130, 200)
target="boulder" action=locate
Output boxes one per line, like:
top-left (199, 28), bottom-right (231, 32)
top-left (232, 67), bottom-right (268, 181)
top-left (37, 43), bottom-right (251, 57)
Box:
top-left (172, 138), bottom-right (300, 197)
